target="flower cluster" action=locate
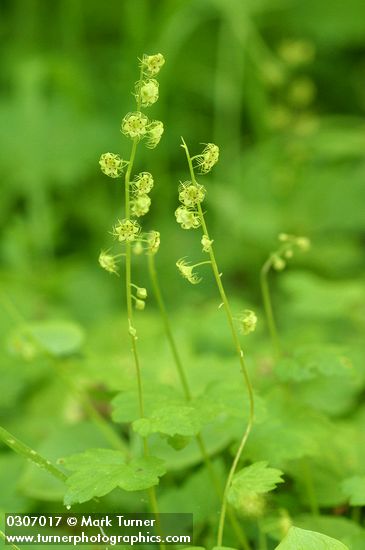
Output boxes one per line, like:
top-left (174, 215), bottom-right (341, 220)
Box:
top-left (111, 219), bottom-right (140, 242)
top-left (141, 53), bottom-right (165, 76)
top-left (175, 182), bottom-right (206, 230)
top-left (271, 233), bottom-right (311, 271)
top-left (130, 172), bottom-right (154, 218)
top-left (136, 79), bottom-right (159, 107)
top-left (194, 143), bottom-right (219, 174)
top-left (237, 309), bottom-right (258, 335)
top-left (99, 152), bottom-right (128, 178)
top-left (176, 259), bottom-right (201, 285)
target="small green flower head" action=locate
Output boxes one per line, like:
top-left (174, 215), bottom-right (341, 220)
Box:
top-left (131, 194), bottom-right (151, 217)
top-left (201, 234), bottom-right (213, 253)
top-left (136, 287), bottom-right (147, 300)
top-left (98, 250), bottom-right (119, 275)
top-left (146, 120), bottom-right (164, 148)
top-left (196, 143), bottom-right (219, 174)
top-left (141, 53), bottom-right (165, 76)
top-left (135, 298), bottom-right (146, 311)
top-left (134, 172), bottom-right (154, 194)
top-left (238, 309), bottom-right (258, 335)
top-left (121, 112), bottom-right (149, 139)
top-left (99, 152), bottom-right (124, 178)
top-left (178, 181), bottom-right (206, 207)
top-left (295, 236), bottom-right (311, 251)
top-left (112, 219), bottom-right (140, 242)
top-left (147, 230), bottom-right (160, 255)
top-left (273, 255), bottom-right (286, 271)
top-left (176, 259), bottom-right (201, 285)
top-left (175, 206), bottom-right (201, 229)
top-left (137, 79), bottom-right (159, 107)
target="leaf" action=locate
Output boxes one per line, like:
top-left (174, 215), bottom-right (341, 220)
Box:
top-left (9, 320), bottom-right (85, 358)
top-left (29, 321), bottom-right (85, 357)
top-left (228, 461), bottom-right (284, 510)
top-left (61, 449), bottom-right (166, 505)
top-left (276, 347), bottom-right (352, 383)
top-left (275, 526), bottom-right (350, 550)
top-left (294, 515), bottom-right (365, 550)
top-left (133, 405), bottom-right (202, 438)
top-left (341, 476), bottom-right (365, 505)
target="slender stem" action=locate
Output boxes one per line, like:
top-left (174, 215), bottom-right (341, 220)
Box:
top-left (182, 139), bottom-right (255, 547)
top-left (0, 530), bottom-right (21, 550)
top-left (260, 259), bottom-right (281, 357)
top-left (148, 253), bottom-right (251, 550)
top-left (302, 458), bottom-right (319, 516)
top-left (123, 93), bottom-right (162, 545)
top-left (0, 426), bottom-right (67, 482)
top-left (258, 519), bottom-right (268, 550)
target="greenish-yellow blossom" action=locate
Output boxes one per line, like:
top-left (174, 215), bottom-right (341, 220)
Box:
top-left (133, 172), bottom-right (154, 194)
top-left (175, 206), bottom-right (201, 229)
top-left (141, 53), bottom-right (165, 76)
top-left (136, 287), bottom-right (147, 300)
top-left (137, 79), bottom-right (159, 107)
top-left (176, 259), bottom-right (201, 285)
top-left (179, 181), bottom-right (206, 207)
top-left (201, 234), bottom-right (213, 252)
top-left (98, 251), bottom-right (119, 275)
top-left (99, 152), bottom-right (126, 178)
top-left (273, 255), bottom-right (286, 271)
top-left (195, 143), bottom-right (219, 174)
top-left (238, 309), bottom-right (258, 335)
top-left (147, 230), bottom-right (160, 255)
top-left (296, 236), bottom-right (311, 251)
top-left (112, 219), bottom-right (140, 242)
top-left (121, 112), bottom-right (149, 139)
top-left (146, 120), bottom-right (164, 148)
top-left (131, 194), bottom-right (151, 217)
top-left (135, 299), bottom-right (145, 311)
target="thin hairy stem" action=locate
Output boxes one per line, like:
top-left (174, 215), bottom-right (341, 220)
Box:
top-left (123, 81), bottom-right (162, 543)
top-left (0, 426), bottom-right (67, 482)
top-left (182, 139), bottom-right (255, 547)
top-left (260, 258), bottom-right (281, 357)
top-left (148, 253), bottom-right (251, 550)
top-left (0, 529), bottom-right (21, 550)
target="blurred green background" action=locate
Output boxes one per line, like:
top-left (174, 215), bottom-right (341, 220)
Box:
top-left (1, 0), bottom-right (365, 537)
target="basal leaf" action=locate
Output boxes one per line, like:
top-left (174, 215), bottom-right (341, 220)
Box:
top-left (133, 405), bottom-right (202, 438)
top-left (341, 476), bottom-right (365, 505)
top-left (228, 461), bottom-right (284, 510)
top-left (275, 526), bottom-right (349, 550)
top-left (276, 347), bottom-right (352, 383)
top-left (61, 449), bottom-right (166, 505)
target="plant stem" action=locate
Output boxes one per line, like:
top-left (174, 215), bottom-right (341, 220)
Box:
top-left (0, 426), bottom-right (67, 482)
top-left (260, 258), bottom-right (281, 357)
top-left (182, 139), bottom-right (255, 547)
top-left (124, 134), bottom-right (162, 544)
top-left (0, 529), bottom-right (21, 550)
top-left (302, 458), bottom-right (319, 516)
top-left (148, 253), bottom-right (251, 550)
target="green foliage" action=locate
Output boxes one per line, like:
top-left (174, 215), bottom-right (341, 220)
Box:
top-left (228, 462), bottom-right (284, 510)
top-left (341, 476), bottom-right (365, 506)
top-left (275, 526), bottom-right (349, 550)
top-left (1, 2), bottom-right (365, 549)
top-left (61, 449), bottom-right (166, 505)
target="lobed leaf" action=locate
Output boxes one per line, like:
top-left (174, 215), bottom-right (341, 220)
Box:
top-left (61, 449), bottom-right (166, 505)
top-left (228, 461), bottom-right (284, 510)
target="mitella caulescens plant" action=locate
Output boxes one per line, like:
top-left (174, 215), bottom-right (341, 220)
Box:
top-left (96, 54), bottom-right (166, 519)
top-left (175, 138), bottom-right (258, 546)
